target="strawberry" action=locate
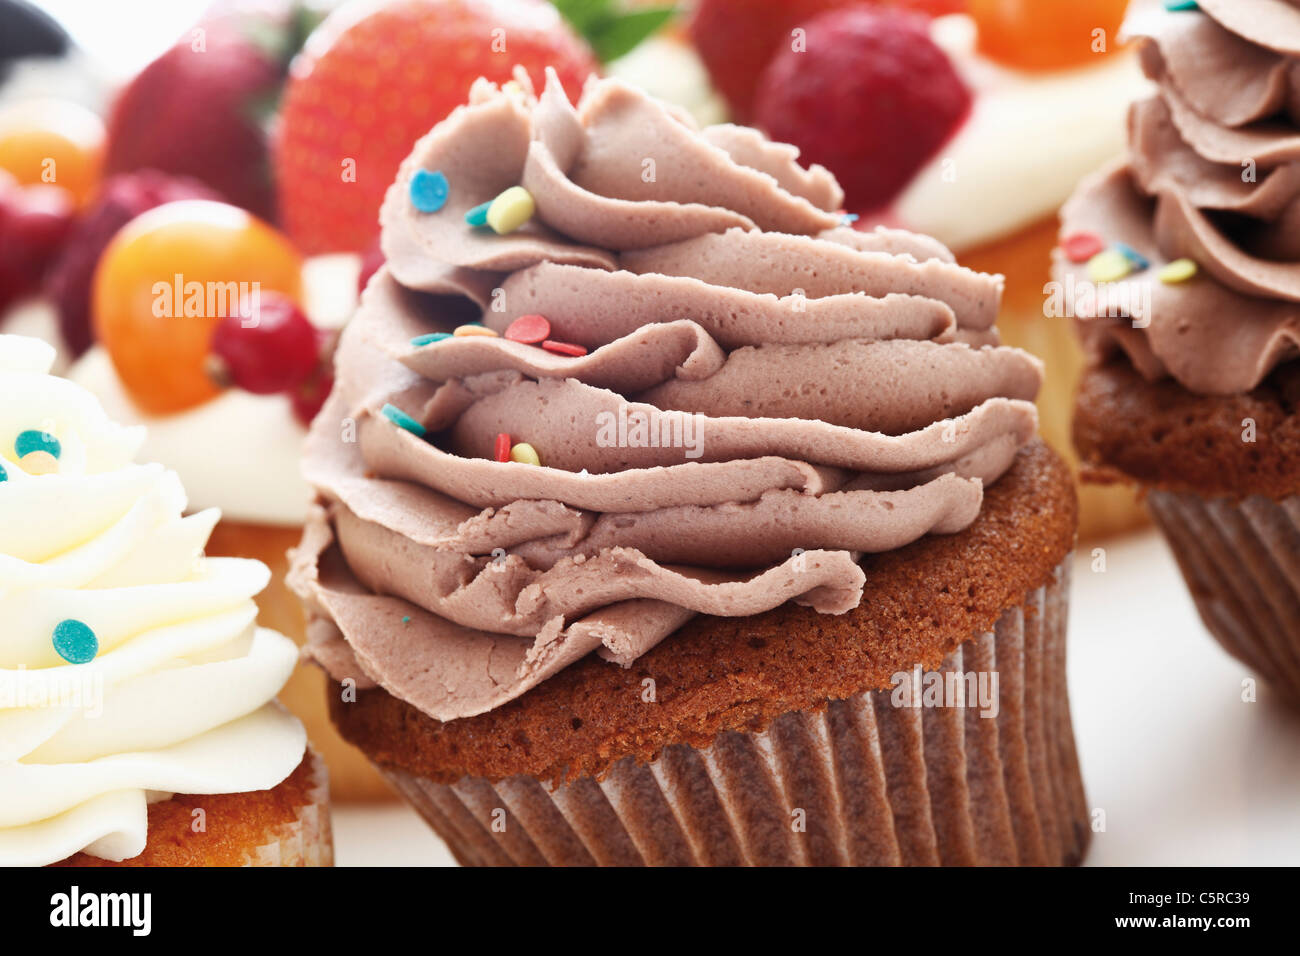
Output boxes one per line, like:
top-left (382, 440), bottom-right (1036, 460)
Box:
top-left (753, 6), bottom-right (972, 215)
top-left (275, 0), bottom-right (602, 255)
top-left (689, 0), bottom-right (847, 123)
top-left (102, 6), bottom-right (315, 221)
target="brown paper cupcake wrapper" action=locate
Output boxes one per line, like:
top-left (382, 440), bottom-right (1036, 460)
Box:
top-left (374, 558), bottom-right (1087, 866)
top-left (245, 750), bottom-right (335, 867)
top-left (1147, 490), bottom-right (1300, 702)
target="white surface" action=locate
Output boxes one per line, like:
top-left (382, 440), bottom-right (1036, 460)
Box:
top-left (332, 530), bottom-right (1300, 866)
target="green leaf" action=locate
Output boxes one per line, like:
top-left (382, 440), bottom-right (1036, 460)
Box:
top-left (591, 7), bottom-right (678, 63)
top-left (552, 1), bottom-right (678, 64)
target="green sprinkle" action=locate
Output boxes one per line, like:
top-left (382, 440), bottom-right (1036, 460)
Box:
top-left (464, 201), bottom-right (492, 227)
top-left (381, 403), bottom-right (427, 438)
top-left (53, 619), bottom-right (98, 664)
top-left (411, 332), bottom-right (453, 346)
top-left (15, 429), bottom-right (60, 460)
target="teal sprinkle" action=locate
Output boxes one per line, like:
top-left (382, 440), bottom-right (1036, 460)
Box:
top-left (1164, 0), bottom-right (1197, 10)
top-left (381, 403), bottom-right (427, 438)
top-left (53, 619), bottom-right (98, 664)
top-left (840, 213), bottom-right (859, 225)
top-left (464, 201), bottom-right (491, 227)
top-left (402, 616), bottom-right (411, 624)
top-left (411, 332), bottom-right (453, 346)
top-left (409, 169), bottom-right (450, 213)
top-left (1112, 242), bottom-right (1150, 272)
top-left (15, 429), bottom-right (60, 460)
top-left (0, 462), bottom-right (6, 482)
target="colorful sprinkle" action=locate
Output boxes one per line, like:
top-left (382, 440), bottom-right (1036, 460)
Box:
top-left (839, 212), bottom-right (859, 226)
top-left (1164, 0), bottom-right (1198, 11)
top-left (1158, 258), bottom-right (1198, 284)
top-left (15, 428), bottom-right (60, 460)
top-left (402, 616), bottom-right (411, 624)
top-left (410, 332), bottom-right (453, 346)
top-left (494, 432), bottom-right (512, 463)
top-left (53, 619), bottom-right (98, 664)
top-left (541, 340), bottom-right (588, 357)
top-left (409, 169), bottom-right (450, 213)
top-left (381, 403), bottom-right (427, 438)
top-left (1087, 249), bottom-right (1133, 283)
top-left (1112, 242), bottom-right (1150, 272)
top-left (1061, 231), bottom-right (1104, 264)
top-left (504, 314), bottom-right (551, 344)
top-left (486, 186), bottom-right (535, 234)
top-left (20, 451), bottom-right (59, 476)
top-left (464, 201), bottom-right (491, 227)
top-left (0, 463), bottom-right (6, 482)
top-left (453, 323), bottom-right (498, 338)
top-left (510, 442), bottom-right (541, 466)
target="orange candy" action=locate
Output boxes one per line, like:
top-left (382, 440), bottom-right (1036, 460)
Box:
top-left (92, 200), bottom-right (303, 414)
top-left (970, 0), bottom-right (1130, 72)
top-left (0, 99), bottom-right (104, 206)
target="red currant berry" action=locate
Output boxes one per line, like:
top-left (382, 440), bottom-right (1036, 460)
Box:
top-left (291, 365), bottom-right (334, 426)
top-left (209, 292), bottom-right (320, 395)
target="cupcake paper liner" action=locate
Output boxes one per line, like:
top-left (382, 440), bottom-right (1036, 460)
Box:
top-left (374, 558), bottom-right (1087, 866)
top-left (245, 750), bottom-right (335, 867)
top-left (1147, 490), bottom-right (1300, 703)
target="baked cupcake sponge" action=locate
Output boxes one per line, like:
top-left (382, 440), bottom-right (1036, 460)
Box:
top-left (329, 440), bottom-right (1087, 866)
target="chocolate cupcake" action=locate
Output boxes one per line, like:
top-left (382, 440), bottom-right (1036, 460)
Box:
top-left (291, 70), bottom-right (1086, 865)
top-left (1057, 1), bottom-right (1300, 703)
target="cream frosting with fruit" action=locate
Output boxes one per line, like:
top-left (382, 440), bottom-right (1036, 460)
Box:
top-left (892, 13), bottom-right (1152, 252)
top-left (66, 253), bottom-right (360, 527)
top-left (0, 334), bottom-right (304, 867)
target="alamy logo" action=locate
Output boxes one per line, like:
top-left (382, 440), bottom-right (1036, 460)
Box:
top-left (49, 886), bottom-right (151, 936)
top-left (595, 404), bottom-right (705, 459)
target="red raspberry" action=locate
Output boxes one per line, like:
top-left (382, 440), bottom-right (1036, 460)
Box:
top-left (753, 7), bottom-right (972, 214)
top-left (209, 292), bottom-right (320, 395)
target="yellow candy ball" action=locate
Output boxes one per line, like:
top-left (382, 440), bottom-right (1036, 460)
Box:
top-left (487, 186), bottom-right (535, 235)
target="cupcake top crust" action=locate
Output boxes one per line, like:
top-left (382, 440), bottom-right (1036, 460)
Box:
top-left (0, 335), bottom-right (305, 868)
top-left (291, 70), bottom-right (1043, 724)
top-left (1056, 0), bottom-right (1300, 396)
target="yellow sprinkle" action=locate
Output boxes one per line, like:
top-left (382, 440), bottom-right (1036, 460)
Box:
top-left (19, 450), bottom-right (59, 476)
top-left (453, 324), bottom-right (498, 337)
top-left (509, 442), bottom-right (541, 466)
top-left (1158, 258), bottom-right (1198, 284)
top-left (1087, 249), bottom-right (1132, 283)
top-left (486, 186), bottom-right (535, 235)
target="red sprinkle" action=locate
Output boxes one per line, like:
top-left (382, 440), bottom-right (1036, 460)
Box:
top-left (542, 340), bottom-right (587, 357)
top-left (494, 433), bottom-right (512, 462)
top-left (504, 313), bottom-right (551, 344)
top-left (1062, 231), bottom-right (1105, 264)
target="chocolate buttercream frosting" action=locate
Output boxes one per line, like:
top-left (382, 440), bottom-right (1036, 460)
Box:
top-left (1057, 1), bottom-right (1300, 394)
top-left (290, 70), bottom-right (1041, 721)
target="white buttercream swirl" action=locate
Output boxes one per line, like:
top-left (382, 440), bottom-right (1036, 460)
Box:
top-left (0, 335), bottom-right (305, 867)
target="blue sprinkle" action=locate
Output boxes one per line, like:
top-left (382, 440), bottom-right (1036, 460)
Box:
top-left (53, 619), bottom-right (98, 664)
top-left (464, 201), bottom-right (491, 227)
top-left (411, 332), bottom-right (453, 347)
top-left (381, 403), bottom-right (427, 438)
top-left (410, 169), bottom-right (450, 213)
top-left (402, 616), bottom-right (411, 624)
top-left (840, 213), bottom-right (859, 225)
top-left (1113, 242), bottom-right (1150, 272)
top-left (15, 429), bottom-right (60, 460)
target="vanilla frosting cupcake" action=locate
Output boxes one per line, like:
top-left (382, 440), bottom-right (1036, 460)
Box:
top-left (0, 334), bottom-right (327, 866)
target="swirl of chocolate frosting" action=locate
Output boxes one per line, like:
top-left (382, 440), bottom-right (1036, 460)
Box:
top-left (1058, 0), bottom-right (1300, 394)
top-left (290, 70), bottom-right (1041, 721)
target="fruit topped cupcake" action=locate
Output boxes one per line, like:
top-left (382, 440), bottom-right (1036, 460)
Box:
top-left (291, 71), bottom-right (1085, 866)
top-left (0, 334), bottom-right (329, 866)
top-left (1060, 0), bottom-right (1300, 703)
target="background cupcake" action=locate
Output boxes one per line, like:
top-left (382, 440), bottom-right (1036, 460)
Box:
top-left (291, 72), bottom-right (1086, 866)
top-left (1058, 0), bottom-right (1300, 702)
top-left (0, 334), bottom-right (330, 867)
